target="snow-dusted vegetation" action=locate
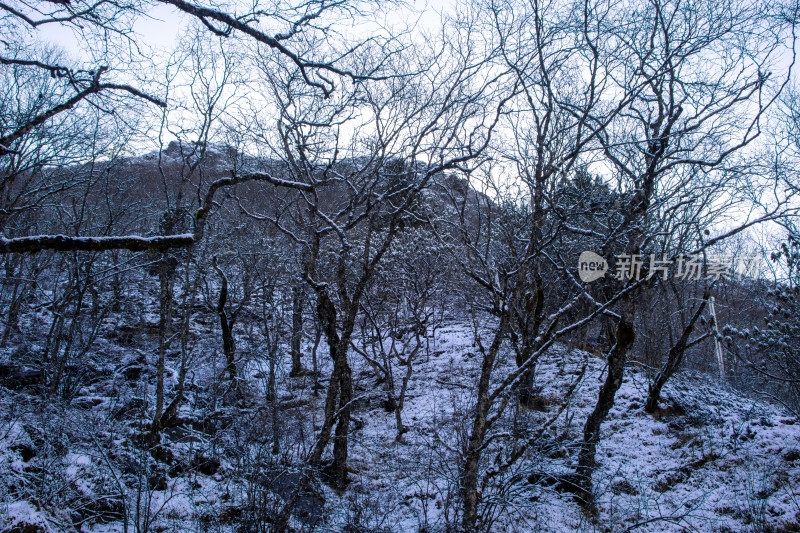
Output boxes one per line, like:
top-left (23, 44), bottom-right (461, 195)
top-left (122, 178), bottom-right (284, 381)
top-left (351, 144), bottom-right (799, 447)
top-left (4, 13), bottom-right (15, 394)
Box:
top-left (2, 316), bottom-right (799, 532)
top-left (2, 0), bottom-right (800, 530)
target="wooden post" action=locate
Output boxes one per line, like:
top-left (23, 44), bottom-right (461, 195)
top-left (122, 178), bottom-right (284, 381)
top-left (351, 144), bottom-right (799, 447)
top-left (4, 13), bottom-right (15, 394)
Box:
top-left (709, 296), bottom-right (725, 382)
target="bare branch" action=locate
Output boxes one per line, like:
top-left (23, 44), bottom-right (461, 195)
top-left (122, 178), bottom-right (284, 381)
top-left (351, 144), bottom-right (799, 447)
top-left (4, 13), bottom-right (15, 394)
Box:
top-left (0, 234), bottom-right (194, 253)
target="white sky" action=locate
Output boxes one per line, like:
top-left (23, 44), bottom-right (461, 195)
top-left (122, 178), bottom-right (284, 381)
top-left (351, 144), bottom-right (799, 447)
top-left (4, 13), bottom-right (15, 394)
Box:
top-left (39, 0), bottom-right (451, 64)
top-left (21, 0), bottom-right (798, 263)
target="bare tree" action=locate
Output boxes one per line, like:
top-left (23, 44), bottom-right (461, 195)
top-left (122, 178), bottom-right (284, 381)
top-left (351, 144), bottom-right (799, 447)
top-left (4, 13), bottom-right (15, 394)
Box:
top-left (420, 0), bottom-right (799, 526)
top-left (0, 0), bottom-right (394, 253)
top-left (352, 227), bottom-right (448, 442)
top-left (221, 20), bottom-right (513, 527)
top-left (569, 0), bottom-right (794, 509)
top-left (643, 278), bottom-right (714, 413)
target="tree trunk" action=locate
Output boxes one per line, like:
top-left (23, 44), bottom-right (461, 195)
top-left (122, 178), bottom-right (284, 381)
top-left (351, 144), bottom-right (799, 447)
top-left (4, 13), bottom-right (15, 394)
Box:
top-left (516, 359), bottom-right (538, 407)
top-left (1, 258), bottom-right (25, 346)
top-left (158, 266), bottom-right (199, 430)
top-left (290, 282), bottom-right (305, 376)
top-left (312, 324), bottom-right (322, 394)
top-left (269, 340), bottom-right (280, 455)
top-left (573, 300), bottom-right (636, 509)
top-left (394, 349), bottom-right (416, 442)
top-left (153, 254), bottom-right (173, 427)
top-left (645, 292), bottom-right (709, 413)
top-left (219, 309), bottom-right (236, 382)
top-left (213, 260), bottom-right (237, 382)
top-left (330, 355), bottom-right (352, 490)
top-left (462, 313), bottom-right (508, 531)
top-left (308, 291), bottom-right (344, 464)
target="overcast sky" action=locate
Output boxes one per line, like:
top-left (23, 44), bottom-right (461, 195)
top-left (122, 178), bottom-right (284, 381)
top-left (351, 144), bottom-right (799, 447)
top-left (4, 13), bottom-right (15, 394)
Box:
top-left (40, 0), bottom-right (450, 66)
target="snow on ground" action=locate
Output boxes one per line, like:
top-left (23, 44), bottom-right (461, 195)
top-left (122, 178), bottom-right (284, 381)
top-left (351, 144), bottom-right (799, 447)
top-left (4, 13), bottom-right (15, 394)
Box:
top-left (1, 319), bottom-right (799, 532)
top-left (307, 322), bottom-right (800, 532)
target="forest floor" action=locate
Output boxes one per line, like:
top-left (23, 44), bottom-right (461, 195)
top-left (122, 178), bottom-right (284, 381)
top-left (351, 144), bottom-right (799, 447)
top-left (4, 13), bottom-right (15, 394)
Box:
top-left (1, 312), bottom-right (799, 532)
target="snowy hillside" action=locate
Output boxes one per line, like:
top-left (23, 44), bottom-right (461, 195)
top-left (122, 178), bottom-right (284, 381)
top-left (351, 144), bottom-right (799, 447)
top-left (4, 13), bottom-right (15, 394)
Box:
top-left (5, 0), bottom-right (800, 529)
top-left (1, 320), bottom-right (798, 533)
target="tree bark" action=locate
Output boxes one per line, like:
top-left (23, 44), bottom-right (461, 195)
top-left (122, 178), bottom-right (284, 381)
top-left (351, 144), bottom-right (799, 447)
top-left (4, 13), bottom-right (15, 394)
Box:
top-left (330, 354), bottom-right (352, 490)
top-left (212, 259), bottom-right (237, 382)
top-left (153, 254), bottom-right (174, 426)
top-left (573, 299), bottom-right (635, 509)
top-left (0, 233), bottom-right (194, 254)
top-left (290, 282), bottom-right (305, 376)
top-left (309, 291), bottom-right (340, 457)
top-left (462, 313), bottom-right (508, 531)
top-left (645, 292), bottom-right (709, 413)
top-left (158, 265), bottom-right (199, 430)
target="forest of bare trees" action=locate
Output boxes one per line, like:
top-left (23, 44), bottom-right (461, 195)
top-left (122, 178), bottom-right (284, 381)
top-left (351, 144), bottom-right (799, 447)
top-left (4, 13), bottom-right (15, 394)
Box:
top-left (2, 0), bottom-right (800, 531)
